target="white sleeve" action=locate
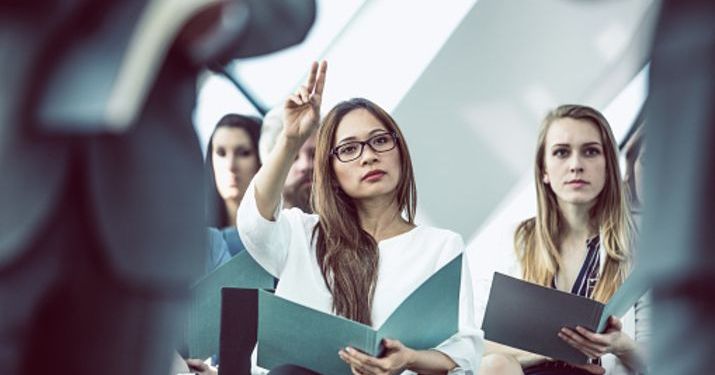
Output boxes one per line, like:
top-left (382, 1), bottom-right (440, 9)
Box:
top-left (471, 222), bottom-right (525, 329)
top-left (433, 234), bottom-right (485, 374)
top-left (236, 178), bottom-right (317, 278)
top-left (634, 291), bottom-right (651, 344)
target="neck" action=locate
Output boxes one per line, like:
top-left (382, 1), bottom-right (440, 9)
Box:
top-left (225, 198), bottom-right (239, 227)
top-left (558, 200), bottom-right (598, 243)
top-left (355, 195), bottom-right (412, 242)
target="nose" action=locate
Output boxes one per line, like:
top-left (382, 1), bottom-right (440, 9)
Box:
top-left (359, 144), bottom-right (379, 166)
top-left (569, 154), bottom-right (584, 173)
top-left (295, 154), bottom-right (313, 173)
top-left (228, 152), bottom-right (240, 173)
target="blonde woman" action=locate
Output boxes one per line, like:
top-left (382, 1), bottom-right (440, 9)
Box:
top-left (478, 105), bottom-right (648, 375)
top-left (237, 61), bottom-right (482, 375)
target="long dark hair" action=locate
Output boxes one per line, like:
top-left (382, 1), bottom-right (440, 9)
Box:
top-left (311, 98), bottom-right (417, 325)
top-left (205, 114), bottom-right (262, 228)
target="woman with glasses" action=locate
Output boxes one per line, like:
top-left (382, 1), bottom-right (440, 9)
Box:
top-left (478, 105), bottom-right (648, 375)
top-left (236, 61), bottom-right (482, 375)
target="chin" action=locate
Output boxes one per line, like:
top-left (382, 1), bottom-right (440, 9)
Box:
top-left (220, 189), bottom-right (241, 200)
top-left (362, 186), bottom-right (398, 200)
top-left (567, 196), bottom-right (599, 206)
top-left (555, 191), bottom-right (596, 204)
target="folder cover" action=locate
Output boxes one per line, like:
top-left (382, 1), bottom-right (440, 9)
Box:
top-left (256, 254), bottom-right (463, 375)
top-left (188, 250), bottom-right (274, 359)
top-left (481, 272), bottom-right (648, 364)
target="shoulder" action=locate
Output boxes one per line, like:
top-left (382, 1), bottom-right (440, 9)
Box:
top-left (412, 226), bottom-right (465, 263)
top-left (415, 225), bottom-right (464, 245)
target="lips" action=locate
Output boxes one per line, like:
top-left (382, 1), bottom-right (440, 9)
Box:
top-left (362, 169), bottom-right (386, 181)
top-left (566, 179), bottom-right (589, 186)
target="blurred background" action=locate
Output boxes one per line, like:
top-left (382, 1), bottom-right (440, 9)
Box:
top-left (194, 0), bottom-right (658, 262)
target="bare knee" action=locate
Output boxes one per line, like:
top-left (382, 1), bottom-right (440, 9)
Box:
top-left (479, 354), bottom-right (523, 375)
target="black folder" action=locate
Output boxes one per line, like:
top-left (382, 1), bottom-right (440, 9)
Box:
top-left (481, 272), bottom-right (649, 364)
top-left (219, 288), bottom-right (261, 375)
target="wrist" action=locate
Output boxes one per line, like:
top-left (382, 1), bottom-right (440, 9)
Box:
top-left (404, 348), bottom-right (419, 370)
top-left (278, 131), bottom-right (304, 154)
top-left (612, 333), bottom-right (637, 357)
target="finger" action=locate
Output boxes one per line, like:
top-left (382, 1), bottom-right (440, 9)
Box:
top-left (340, 349), bottom-right (366, 368)
top-left (286, 94), bottom-right (303, 107)
top-left (558, 331), bottom-right (606, 357)
top-left (298, 85), bottom-right (310, 103)
top-left (574, 326), bottom-right (610, 345)
top-left (186, 361), bottom-right (208, 371)
top-left (560, 333), bottom-right (600, 359)
top-left (351, 366), bottom-right (371, 375)
top-left (345, 347), bottom-right (381, 367)
top-left (304, 61), bottom-right (319, 92)
top-left (313, 60), bottom-right (328, 99)
top-left (561, 328), bottom-right (607, 350)
top-left (341, 353), bottom-right (376, 375)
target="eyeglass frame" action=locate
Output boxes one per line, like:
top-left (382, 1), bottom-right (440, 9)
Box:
top-left (330, 131), bottom-right (399, 163)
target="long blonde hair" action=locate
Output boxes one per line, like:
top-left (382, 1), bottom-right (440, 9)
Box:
top-left (311, 98), bottom-right (417, 324)
top-left (515, 105), bottom-right (634, 302)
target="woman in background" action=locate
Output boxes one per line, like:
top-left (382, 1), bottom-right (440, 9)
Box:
top-left (205, 113), bottom-right (262, 256)
top-left (478, 105), bottom-right (648, 375)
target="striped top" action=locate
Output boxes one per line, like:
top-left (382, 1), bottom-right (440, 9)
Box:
top-left (553, 235), bottom-right (601, 298)
top-left (547, 235), bottom-right (603, 369)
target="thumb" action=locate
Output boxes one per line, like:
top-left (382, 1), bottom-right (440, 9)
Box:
top-left (382, 338), bottom-right (402, 349)
top-left (609, 316), bottom-right (623, 330)
top-left (186, 358), bottom-right (208, 370)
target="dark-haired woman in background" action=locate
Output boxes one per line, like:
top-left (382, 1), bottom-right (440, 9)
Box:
top-left (205, 113), bottom-right (262, 263)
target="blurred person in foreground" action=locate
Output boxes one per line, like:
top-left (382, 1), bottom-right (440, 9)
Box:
top-left (640, 0), bottom-right (715, 373)
top-left (0, 1), bottom-right (315, 374)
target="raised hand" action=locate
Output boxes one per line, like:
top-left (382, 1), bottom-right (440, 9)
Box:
top-left (283, 60), bottom-right (327, 143)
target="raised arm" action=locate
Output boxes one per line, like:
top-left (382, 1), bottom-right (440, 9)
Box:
top-left (253, 60), bottom-right (327, 220)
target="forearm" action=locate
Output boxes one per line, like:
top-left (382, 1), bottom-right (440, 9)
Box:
top-left (483, 340), bottom-right (547, 367)
top-left (406, 349), bottom-right (458, 375)
top-left (252, 133), bottom-right (302, 220)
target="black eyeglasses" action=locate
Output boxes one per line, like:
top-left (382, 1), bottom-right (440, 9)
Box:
top-left (330, 132), bottom-right (398, 162)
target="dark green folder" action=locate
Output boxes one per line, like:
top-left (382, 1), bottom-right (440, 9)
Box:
top-left (188, 250), bottom-right (274, 359)
top-left (257, 254), bottom-right (463, 375)
top-left (481, 272), bottom-right (649, 364)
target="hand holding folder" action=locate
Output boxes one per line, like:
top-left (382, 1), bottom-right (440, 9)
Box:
top-left (254, 254), bottom-right (464, 375)
top-left (481, 272), bottom-right (649, 364)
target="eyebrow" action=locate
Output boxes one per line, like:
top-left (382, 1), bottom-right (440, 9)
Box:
top-left (550, 141), bottom-right (602, 149)
top-left (336, 128), bottom-right (388, 145)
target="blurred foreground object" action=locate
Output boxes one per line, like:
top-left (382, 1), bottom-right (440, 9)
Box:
top-left (640, 0), bottom-right (715, 374)
top-left (0, 0), bottom-right (315, 374)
